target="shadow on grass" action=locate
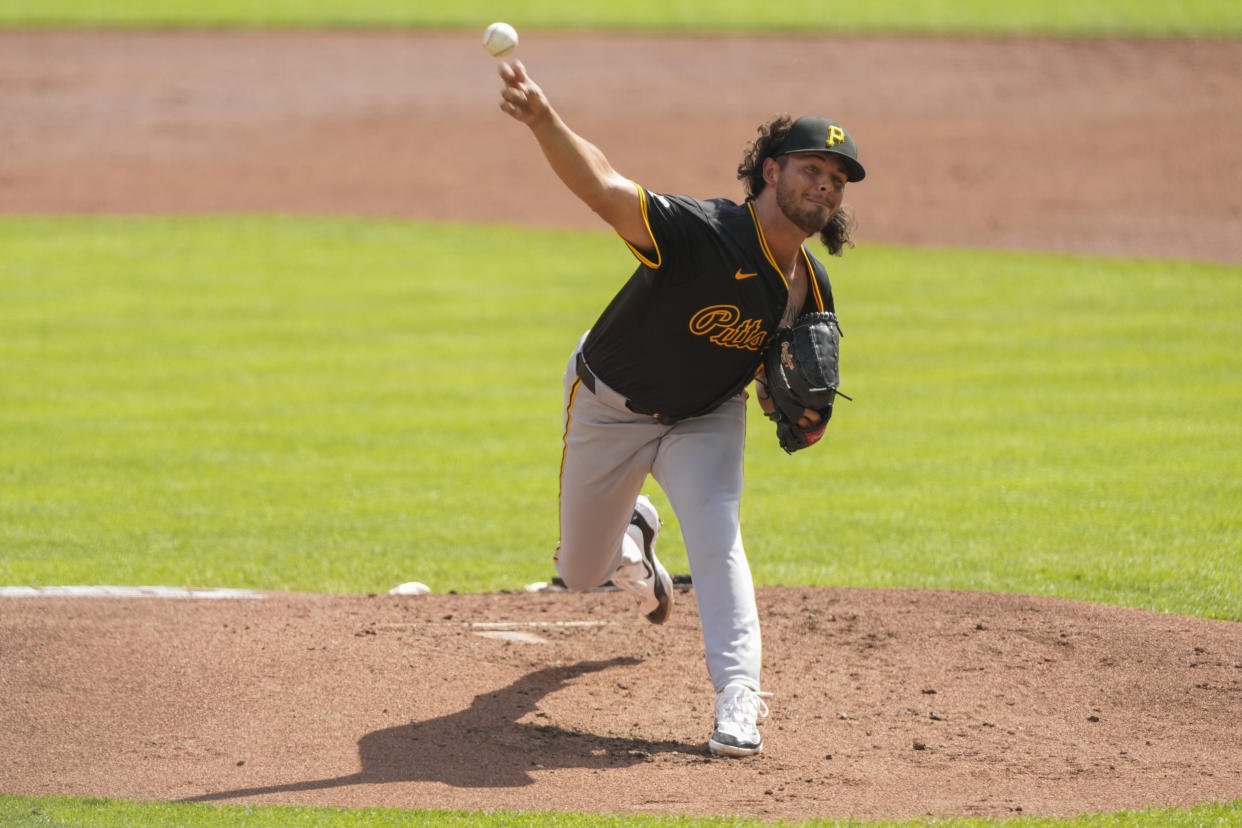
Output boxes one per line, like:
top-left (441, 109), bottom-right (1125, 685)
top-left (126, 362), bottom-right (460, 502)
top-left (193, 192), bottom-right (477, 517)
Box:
top-left (182, 657), bottom-right (689, 801)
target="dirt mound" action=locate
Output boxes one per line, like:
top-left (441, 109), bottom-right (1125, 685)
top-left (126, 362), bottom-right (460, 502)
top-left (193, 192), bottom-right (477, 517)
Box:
top-left (3, 589), bottom-right (1240, 820)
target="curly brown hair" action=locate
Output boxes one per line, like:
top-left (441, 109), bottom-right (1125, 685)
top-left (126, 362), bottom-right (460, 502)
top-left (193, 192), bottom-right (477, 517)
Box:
top-left (737, 115), bottom-right (856, 257)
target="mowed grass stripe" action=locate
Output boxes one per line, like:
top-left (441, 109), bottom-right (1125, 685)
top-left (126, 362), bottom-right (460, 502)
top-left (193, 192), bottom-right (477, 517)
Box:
top-left (2, 0), bottom-right (1241, 36)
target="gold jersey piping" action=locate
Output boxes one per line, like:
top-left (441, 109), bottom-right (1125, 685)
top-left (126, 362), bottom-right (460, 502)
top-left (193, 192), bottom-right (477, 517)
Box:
top-left (622, 182), bottom-right (662, 269)
top-left (748, 200), bottom-right (826, 313)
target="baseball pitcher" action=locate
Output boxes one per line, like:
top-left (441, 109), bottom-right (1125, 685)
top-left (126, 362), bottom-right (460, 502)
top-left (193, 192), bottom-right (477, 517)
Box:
top-left (498, 59), bottom-right (865, 757)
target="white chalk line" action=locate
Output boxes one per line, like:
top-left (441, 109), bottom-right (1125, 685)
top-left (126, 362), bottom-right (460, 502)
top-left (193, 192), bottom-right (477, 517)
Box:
top-left (0, 585), bottom-right (264, 599)
top-left (470, 620), bottom-right (608, 629)
top-left (475, 630), bottom-right (550, 644)
top-left (4, 581), bottom-right (567, 601)
top-left (468, 620), bottom-right (609, 644)
top-left (1, 587), bottom-right (605, 644)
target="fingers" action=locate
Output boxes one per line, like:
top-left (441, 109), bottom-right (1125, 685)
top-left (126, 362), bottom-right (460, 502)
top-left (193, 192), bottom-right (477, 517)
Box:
top-left (497, 58), bottom-right (525, 84)
top-left (497, 60), bottom-right (541, 122)
top-left (796, 408), bottom-right (821, 429)
top-left (498, 87), bottom-right (523, 118)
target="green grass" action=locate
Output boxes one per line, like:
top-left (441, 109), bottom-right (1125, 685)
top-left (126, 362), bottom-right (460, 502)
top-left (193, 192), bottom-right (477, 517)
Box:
top-left (0, 217), bottom-right (592, 594)
top-left (1, 796), bottom-right (1241, 827)
top-left (1, 216), bottom-right (1239, 621)
top-left (2, 0), bottom-right (1241, 36)
top-left (747, 245), bottom-right (1242, 620)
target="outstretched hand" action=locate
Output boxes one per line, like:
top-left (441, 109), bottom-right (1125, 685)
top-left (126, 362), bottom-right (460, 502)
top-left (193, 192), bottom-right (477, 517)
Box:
top-left (498, 60), bottom-right (552, 125)
top-left (493, 59), bottom-right (647, 248)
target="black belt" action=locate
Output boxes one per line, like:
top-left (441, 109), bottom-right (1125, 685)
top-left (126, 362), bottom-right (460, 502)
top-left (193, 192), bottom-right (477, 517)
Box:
top-left (574, 350), bottom-right (597, 394)
top-left (575, 351), bottom-right (683, 426)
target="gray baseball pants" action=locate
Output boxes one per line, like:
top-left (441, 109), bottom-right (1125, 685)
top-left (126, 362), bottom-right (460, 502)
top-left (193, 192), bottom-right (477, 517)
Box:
top-left (555, 334), bottom-right (762, 693)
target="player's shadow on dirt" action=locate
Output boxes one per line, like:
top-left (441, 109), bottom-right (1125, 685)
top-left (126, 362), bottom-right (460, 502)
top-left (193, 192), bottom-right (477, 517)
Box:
top-left (183, 656), bottom-right (687, 801)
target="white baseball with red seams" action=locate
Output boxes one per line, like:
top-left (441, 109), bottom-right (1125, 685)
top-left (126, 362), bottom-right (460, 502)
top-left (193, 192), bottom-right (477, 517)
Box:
top-left (482, 22), bottom-right (518, 57)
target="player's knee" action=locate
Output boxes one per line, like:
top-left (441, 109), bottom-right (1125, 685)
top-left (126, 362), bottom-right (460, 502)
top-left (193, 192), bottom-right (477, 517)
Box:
top-left (561, 575), bottom-right (596, 593)
top-left (555, 553), bottom-right (612, 593)
top-left (557, 567), bottom-right (602, 593)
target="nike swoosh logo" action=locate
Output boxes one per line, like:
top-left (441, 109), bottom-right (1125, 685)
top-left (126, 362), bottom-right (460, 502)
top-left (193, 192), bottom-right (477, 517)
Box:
top-left (734, 269), bottom-right (758, 280)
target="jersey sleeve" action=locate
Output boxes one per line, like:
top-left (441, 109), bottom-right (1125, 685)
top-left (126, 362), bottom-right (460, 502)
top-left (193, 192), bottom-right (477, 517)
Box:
top-left (620, 185), bottom-right (703, 272)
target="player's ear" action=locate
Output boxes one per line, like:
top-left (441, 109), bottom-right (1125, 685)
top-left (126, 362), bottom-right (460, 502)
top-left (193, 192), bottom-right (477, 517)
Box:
top-left (762, 156), bottom-right (782, 186)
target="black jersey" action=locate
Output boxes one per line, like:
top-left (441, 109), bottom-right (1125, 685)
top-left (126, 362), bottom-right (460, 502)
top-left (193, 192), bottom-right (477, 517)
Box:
top-left (582, 185), bottom-right (837, 421)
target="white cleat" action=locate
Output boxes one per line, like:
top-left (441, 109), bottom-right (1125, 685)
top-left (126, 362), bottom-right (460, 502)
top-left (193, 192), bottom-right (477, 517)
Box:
top-left (611, 495), bottom-right (673, 624)
top-left (708, 683), bottom-right (772, 757)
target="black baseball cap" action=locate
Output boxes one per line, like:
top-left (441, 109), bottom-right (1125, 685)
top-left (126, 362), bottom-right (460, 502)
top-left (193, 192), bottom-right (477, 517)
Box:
top-left (773, 116), bottom-right (866, 182)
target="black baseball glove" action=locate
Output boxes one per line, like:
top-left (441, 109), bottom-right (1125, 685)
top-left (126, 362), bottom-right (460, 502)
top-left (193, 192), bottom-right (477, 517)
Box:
top-left (761, 311), bottom-right (851, 454)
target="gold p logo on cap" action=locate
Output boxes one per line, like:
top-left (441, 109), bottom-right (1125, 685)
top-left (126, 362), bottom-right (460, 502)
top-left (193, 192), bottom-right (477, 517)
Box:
top-left (776, 116), bottom-right (866, 181)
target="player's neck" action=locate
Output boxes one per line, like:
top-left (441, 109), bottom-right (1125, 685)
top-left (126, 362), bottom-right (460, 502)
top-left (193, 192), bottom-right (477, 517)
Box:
top-left (753, 195), bottom-right (810, 276)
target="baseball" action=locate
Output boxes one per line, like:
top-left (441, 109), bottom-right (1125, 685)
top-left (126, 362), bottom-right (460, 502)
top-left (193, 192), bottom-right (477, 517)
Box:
top-left (483, 22), bottom-right (518, 57)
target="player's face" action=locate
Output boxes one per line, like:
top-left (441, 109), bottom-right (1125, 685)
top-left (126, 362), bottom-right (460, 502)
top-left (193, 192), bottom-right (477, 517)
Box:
top-left (773, 153), bottom-right (847, 235)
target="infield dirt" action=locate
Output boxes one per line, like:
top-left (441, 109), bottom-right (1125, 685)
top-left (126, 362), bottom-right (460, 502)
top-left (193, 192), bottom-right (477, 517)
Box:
top-left (1, 29), bottom-right (1240, 821)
